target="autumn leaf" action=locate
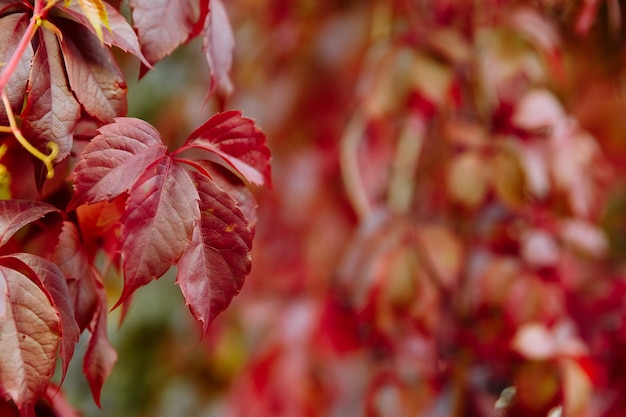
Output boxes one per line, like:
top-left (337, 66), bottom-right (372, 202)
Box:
top-left (181, 110), bottom-right (273, 187)
top-left (73, 0), bottom-right (110, 44)
top-left (203, 0), bottom-right (234, 97)
top-left (0, 200), bottom-right (59, 247)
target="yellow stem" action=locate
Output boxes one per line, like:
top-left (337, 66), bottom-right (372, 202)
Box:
top-left (1, 91), bottom-right (58, 179)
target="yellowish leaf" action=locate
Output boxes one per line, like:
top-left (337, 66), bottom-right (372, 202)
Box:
top-left (74, 0), bottom-right (111, 44)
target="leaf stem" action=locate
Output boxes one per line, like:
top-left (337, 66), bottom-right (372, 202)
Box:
top-left (1, 91), bottom-right (58, 179)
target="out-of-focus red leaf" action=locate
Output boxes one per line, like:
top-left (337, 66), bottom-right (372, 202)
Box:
top-left (129, 0), bottom-right (204, 65)
top-left (7, 254), bottom-right (79, 384)
top-left (0, 261), bottom-right (61, 415)
top-left (203, 0), bottom-right (234, 97)
top-left (83, 283), bottom-right (116, 407)
top-left (21, 27), bottom-right (81, 163)
top-left (68, 117), bottom-right (166, 210)
top-left (44, 384), bottom-right (80, 417)
top-left (52, 221), bottom-right (99, 331)
top-left (177, 171), bottom-right (251, 334)
top-left (59, 19), bottom-right (127, 122)
top-left (75, 197), bottom-right (125, 260)
top-left (0, 200), bottom-right (59, 247)
top-left (57, 2), bottom-right (150, 66)
top-left (0, 12), bottom-right (32, 126)
top-left (181, 110), bottom-right (272, 187)
top-left (117, 157), bottom-right (199, 305)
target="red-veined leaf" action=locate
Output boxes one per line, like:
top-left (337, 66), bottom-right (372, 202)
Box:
top-left (21, 27), bottom-right (81, 163)
top-left (117, 156), bottom-right (200, 305)
top-left (59, 19), bottom-right (127, 122)
top-left (0, 13), bottom-right (32, 126)
top-left (52, 222), bottom-right (99, 331)
top-left (6, 254), bottom-right (79, 384)
top-left (83, 278), bottom-right (116, 407)
top-left (181, 110), bottom-right (272, 187)
top-left (0, 261), bottom-right (61, 415)
top-left (177, 171), bottom-right (251, 335)
top-left (0, 200), bottom-right (59, 247)
top-left (129, 0), bottom-right (205, 65)
top-left (56, 2), bottom-right (150, 67)
top-left (203, 0), bottom-right (234, 97)
top-left (68, 117), bottom-right (167, 210)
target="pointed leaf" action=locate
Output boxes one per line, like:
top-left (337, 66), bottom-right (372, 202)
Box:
top-left (129, 0), bottom-right (205, 65)
top-left (0, 12), bottom-right (33, 126)
top-left (69, 117), bottom-right (167, 209)
top-left (55, 2), bottom-right (150, 67)
top-left (118, 157), bottom-right (200, 304)
top-left (182, 111), bottom-right (272, 187)
top-left (59, 19), bottom-right (127, 122)
top-left (0, 263), bottom-right (61, 414)
top-left (83, 283), bottom-right (116, 407)
top-left (52, 221), bottom-right (99, 331)
top-left (7, 254), bottom-right (79, 383)
top-left (21, 27), bottom-right (81, 162)
top-left (0, 200), bottom-right (59, 247)
top-left (203, 0), bottom-right (234, 96)
top-left (74, 0), bottom-right (110, 44)
top-left (177, 171), bottom-right (252, 334)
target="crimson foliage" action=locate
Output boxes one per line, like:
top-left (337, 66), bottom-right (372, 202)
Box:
top-left (0, 1), bottom-right (270, 416)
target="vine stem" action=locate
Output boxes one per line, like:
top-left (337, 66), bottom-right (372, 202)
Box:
top-left (1, 91), bottom-right (58, 179)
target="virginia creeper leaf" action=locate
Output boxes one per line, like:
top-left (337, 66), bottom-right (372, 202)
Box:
top-left (59, 19), bottom-right (127, 122)
top-left (52, 222), bottom-right (99, 331)
top-left (203, 0), bottom-right (234, 96)
top-left (182, 110), bottom-right (272, 187)
top-left (0, 263), bottom-right (61, 415)
top-left (56, 2), bottom-right (150, 67)
top-left (83, 281), bottom-right (116, 407)
top-left (21, 27), bottom-right (81, 163)
top-left (129, 0), bottom-right (205, 65)
top-left (74, 0), bottom-right (110, 44)
top-left (177, 171), bottom-right (252, 334)
top-left (0, 13), bottom-right (32, 125)
top-left (69, 117), bottom-right (167, 210)
top-left (0, 200), bottom-right (59, 247)
top-left (7, 254), bottom-right (79, 383)
top-left (117, 156), bottom-right (200, 305)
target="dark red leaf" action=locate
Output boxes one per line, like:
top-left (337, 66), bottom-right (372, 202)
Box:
top-left (6, 254), bottom-right (79, 383)
top-left (0, 261), bottom-right (61, 415)
top-left (0, 12), bottom-right (32, 125)
top-left (55, 1), bottom-right (150, 67)
top-left (58, 19), bottom-right (127, 122)
top-left (21, 27), bottom-right (81, 163)
top-left (203, 0), bottom-right (234, 97)
top-left (52, 221), bottom-right (99, 331)
top-left (83, 282), bottom-right (116, 407)
top-left (129, 0), bottom-right (204, 65)
top-left (117, 156), bottom-right (200, 305)
top-left (181, 110), bottom-right (272, 187)
top-left (177, 171), bottom-right (251, 334)
top-left (68, 117), bottom-right (167, 210)
top-left (0, 200), bottom-right (59, 247)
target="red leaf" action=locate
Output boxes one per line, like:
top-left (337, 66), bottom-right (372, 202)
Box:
top-left (117, 156), bottom-right (200, 304)
top-left (58, 19), bottom-right (127, 122)
top-left (181, 110), bottom-right (272, 187)
top-left (203, 0), bottom-right (234, 97)
top-left (0, 12), bottom-right (32, 126)
top-left (6, 254), bottom-right (79, 383)
top-left (83, 282), bottom-right (116, 407)
top-left (0, 261), bottom-right (61, 415)
top-left (0, 200), bottom-right (59, 247)
top-left (129, 0), bottom-right (205, 65)
top-left (21, 27), bottom-right (81, 163)
top-left (56, 1), bottom-right (150, 67)
top-left (177, 171), bottom-right (251, 334)
top-left (52, 222), bottom-right (99, 331)
top-left (69, 117), bottom-right (167, 210)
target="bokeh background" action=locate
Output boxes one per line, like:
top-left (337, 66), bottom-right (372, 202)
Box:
top-left (60, 1), bottom-right (626, 416)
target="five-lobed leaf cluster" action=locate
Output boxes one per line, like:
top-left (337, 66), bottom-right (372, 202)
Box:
top-left (0, 0), bottom-right (271, 416)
